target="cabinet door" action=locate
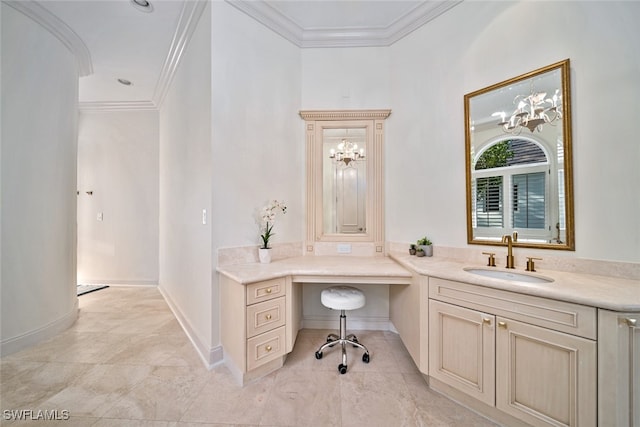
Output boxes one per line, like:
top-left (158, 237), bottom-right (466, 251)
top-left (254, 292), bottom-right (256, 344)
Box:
top-left (429, 300), bottom-right (496, 406)
top-left (496, 317), bottom-right (596, 427)
top-left (598, 310), bottom-right (640, 427)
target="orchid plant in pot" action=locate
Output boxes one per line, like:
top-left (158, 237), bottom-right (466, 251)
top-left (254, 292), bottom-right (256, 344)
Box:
top-left (258, 199), bottom-right (287, 263)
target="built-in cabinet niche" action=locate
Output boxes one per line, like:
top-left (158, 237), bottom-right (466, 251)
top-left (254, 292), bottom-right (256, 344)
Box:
top-left (300, 110), bottom-right (391, 255)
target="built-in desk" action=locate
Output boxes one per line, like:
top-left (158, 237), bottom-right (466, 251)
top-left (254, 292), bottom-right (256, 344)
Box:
top-left (218, 253), bottom-right (640, 424)
top-left (217, 255), bottom-right (412, 285)
top-left (216, 256), bottom-right (412, 384)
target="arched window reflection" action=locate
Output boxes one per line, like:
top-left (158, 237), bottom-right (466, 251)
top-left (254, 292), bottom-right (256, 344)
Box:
top-left (472, 139), bottom-right (550, 241)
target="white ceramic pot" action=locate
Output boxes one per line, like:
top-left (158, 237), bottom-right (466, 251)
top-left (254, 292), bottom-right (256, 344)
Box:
top-left (419, 245), bottom-right (433, 257)
top-left (258, 248), bottom-right (272, 264)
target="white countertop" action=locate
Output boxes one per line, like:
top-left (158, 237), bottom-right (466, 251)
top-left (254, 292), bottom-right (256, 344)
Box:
top-left (389, 252), bottom-right (640, 312)
top-left (216, 253), bottom-right (640, 312)
top-left (216, 255), bottom-right (413, 284)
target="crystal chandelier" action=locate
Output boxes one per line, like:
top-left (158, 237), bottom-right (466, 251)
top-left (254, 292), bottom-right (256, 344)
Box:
top-left (329, 139), bottom-right (365, 165)
top-left (492, 88), bottom-right (562, 134)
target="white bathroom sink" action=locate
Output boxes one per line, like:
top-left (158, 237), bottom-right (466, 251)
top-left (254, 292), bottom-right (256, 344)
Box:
top-left (464, 268), bottom-right (554, 284)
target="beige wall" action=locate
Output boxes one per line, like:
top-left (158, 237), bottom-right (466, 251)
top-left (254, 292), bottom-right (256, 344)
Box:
top-left (77, 110), bottom-right (159, 285)
top-left (387, 1), bottom-right (640, 263)
top-left (209, 0), bottom-right (303, 353)
top-left (158, 2), bottom-right (215, 365)
top-left (1, 4), bottom-right (79, 355)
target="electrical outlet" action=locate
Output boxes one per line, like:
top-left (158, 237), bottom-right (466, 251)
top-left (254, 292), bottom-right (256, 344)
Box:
top-left (337, 243), bottom-right (351, 254)
top-left (97, 212), bottom-right (103, 221)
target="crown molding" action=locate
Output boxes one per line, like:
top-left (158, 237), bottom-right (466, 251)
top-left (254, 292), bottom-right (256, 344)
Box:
top-left (226, 0), bottom-right (463, 48)
top-left (4, 0), bottom-right (93, 76)
top-left (383, 0), bottom-right (464, 46)
top-left (152, 0), bottom-right (208, 109)
top-left (78, 0), bottom-right (207, 112)
top-left (226, 0), bottom-right (303, 47)
top-left (78, 100), bottom-right (157, 112)
top-left (299, 109), bottom-right (391, 121)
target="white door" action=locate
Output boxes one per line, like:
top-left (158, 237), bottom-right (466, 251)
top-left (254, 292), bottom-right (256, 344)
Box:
top-left (336, 164), bottom-right (366, 233)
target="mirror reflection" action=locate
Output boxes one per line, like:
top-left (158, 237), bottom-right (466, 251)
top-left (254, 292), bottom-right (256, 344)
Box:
top-left (323, 128), bottom-right (367, 234)
top-left (465, 59), bottom-right (574, 250)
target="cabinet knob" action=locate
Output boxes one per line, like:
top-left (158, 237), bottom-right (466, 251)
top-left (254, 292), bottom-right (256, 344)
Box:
top-left (625, 318), bottom-right (637, 328)
top-left (265, 314), bottom-right (272, 320)
top-left (266, 288), bottom-right (272, 294)
top-left (482, 318), bottom-right (492, 326)
top-left (265, 345), bottom-right (272, 352)
top-left (498, 321), bottom-right (507, 329)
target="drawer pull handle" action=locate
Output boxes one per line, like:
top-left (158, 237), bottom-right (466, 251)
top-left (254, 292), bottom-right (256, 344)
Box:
top-left (498, 321), bottom-right (507, 329)
top-left (626, 318), bottom-right (637, 327)
top-left (266, 288), bottom-right (272, 294)
top-left (265, 345), bottom-right (272, 352)
top-left (482, 318), bottom-right (492, 326)
top-left (265, 314), bottom-right (272, 320)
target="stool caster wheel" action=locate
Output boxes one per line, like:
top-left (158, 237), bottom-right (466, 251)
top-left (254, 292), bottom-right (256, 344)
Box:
top-left (338, 364), bottom-right (347, 374)
top-left (362, 353), bottom-right (370, 363)
top-left (315, 351), bottom-right (323, 359)
top-left (352, 337), bottom-right (359, 348)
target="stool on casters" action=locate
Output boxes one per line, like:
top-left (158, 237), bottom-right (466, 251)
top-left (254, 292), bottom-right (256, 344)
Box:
top-left (314, 286), bottom-right (370, 374)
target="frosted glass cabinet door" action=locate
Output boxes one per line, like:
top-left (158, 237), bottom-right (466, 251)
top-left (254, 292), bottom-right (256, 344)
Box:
top-left (496, 317), bottom-right (597, 427)
top-left (598, 310), bottom-right (640, 427)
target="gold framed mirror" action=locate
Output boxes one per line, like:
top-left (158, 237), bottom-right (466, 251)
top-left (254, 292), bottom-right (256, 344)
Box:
top-left (300, 110), bottom-right (391, 255)
top-left (464, 59), bottom-right (574, 250)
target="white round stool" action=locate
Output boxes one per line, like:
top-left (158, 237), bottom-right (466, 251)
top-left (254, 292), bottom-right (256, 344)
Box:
top-left (314, 286), bottom-right (370, 374)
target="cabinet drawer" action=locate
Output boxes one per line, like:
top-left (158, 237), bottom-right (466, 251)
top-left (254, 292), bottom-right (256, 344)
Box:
top-left (429, 277), bottom-right (597, 339)
top-left (246, 277), bottom-right (286, 305)
top-left (246, 326), bottom-right (286, 371)
top-left (246, 296), bottom-right (286, 338)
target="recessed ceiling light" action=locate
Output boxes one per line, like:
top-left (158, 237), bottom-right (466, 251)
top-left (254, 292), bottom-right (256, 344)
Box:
top-left (131, 0), bottom-right (153, 13)
top-left (117, 78), bottom-right (132, 86)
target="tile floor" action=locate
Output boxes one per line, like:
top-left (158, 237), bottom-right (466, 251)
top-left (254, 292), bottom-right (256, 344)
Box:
top-left (1, 286), bottom-right (498, 426)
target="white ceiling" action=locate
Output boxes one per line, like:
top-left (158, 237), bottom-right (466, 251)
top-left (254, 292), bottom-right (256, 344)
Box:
top-left (40, 0), bottom-right (185, 108)
top-left (13, 0), bottom-right (462, 109)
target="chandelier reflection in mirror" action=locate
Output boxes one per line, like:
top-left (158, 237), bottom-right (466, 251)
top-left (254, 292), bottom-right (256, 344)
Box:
top-left (329, 139), bottom-right (365, 165)
top-left (492, 86), bottom-right (562, 135)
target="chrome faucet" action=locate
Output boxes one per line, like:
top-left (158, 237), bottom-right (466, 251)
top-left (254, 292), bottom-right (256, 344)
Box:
top-left (502, 232), bottom-right (517, 269)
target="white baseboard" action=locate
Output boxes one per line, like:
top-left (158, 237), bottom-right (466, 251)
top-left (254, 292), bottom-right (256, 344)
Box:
top-left (78, 279), bottom-right (158, 286)
top-left (158, 286), bottom-right (223, 369)
top-left (0, 299), bottom-right (79, 357)
top-left (303, 315), bottom-right (391, 331)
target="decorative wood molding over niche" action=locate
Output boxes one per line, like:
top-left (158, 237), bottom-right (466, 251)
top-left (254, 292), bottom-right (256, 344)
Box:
top-left (300, 109), bottom-right (391, 256)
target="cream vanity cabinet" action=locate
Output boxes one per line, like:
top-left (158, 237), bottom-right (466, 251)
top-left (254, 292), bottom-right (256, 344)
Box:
top-left (428, 277), bottom-right (597, 427)
top-left (598, 310), bottom-right (640, 426)
top-left (220, 275), bottom-right (302, 385)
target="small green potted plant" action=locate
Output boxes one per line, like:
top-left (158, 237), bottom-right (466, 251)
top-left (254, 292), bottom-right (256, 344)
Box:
top-left (415, 247), bottom-right (425, 257)
top-left (417, 237), bottom-right (433, 257)
top-left (409, 244), bottom-right (417, 255)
